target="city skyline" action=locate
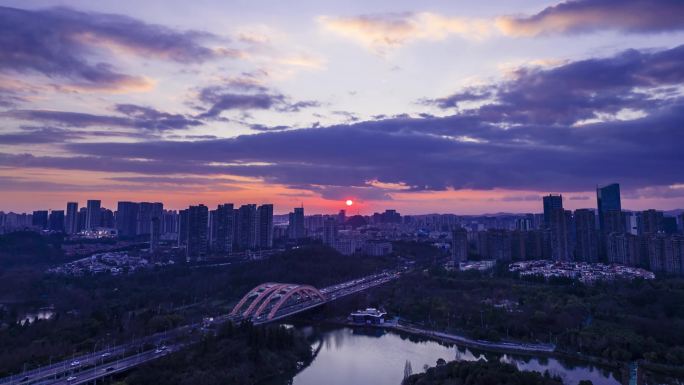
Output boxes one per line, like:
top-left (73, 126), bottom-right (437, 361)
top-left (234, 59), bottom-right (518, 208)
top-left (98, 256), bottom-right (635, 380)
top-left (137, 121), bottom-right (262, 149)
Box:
top-left (2, 0), bottom-right (684, 214)
top-left (2, 186), bottom-right (684, 216)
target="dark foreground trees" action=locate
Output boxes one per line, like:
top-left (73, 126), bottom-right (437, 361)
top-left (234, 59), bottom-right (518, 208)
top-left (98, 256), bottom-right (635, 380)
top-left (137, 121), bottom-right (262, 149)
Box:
top-left (125, 322), bottom-right (312, 385)
top-left (402, 360), bottom-right (564, 385)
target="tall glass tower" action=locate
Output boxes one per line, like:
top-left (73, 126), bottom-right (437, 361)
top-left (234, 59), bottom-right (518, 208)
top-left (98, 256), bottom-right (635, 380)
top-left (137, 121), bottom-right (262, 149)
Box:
top-left (596, 183), bottom-right (621, 232)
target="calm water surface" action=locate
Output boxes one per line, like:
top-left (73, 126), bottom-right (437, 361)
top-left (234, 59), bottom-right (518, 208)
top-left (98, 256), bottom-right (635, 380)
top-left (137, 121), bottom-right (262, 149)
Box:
top-left (289, 327), bottom-right (621, 385)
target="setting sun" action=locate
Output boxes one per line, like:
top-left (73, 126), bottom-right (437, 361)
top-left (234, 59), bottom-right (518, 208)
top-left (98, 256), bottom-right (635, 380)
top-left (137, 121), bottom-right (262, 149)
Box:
top-left (345, 199), bottom-right (353, 206)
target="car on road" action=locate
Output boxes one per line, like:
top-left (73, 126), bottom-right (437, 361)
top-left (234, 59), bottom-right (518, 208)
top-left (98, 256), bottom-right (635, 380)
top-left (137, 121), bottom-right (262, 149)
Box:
top-left (103, 366), bottom-right (115, 372)
top-left (70, 360), bottom-right (80, 367)
top-left (67, 376), bottom-right (77, 382)
top-left (101, 352), bottom-right (111, 358)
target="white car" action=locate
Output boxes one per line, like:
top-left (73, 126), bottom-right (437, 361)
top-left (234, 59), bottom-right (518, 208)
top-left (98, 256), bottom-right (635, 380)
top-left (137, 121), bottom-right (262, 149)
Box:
top-left (67, 376), bottom-right (77, 382)
top-left (70, 361), bottom-right (80, 367)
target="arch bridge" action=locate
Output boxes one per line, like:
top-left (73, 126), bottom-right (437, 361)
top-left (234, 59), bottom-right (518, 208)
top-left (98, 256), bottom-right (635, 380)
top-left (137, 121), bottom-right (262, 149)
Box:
top-left (230, 282), bottom-right (327, 322)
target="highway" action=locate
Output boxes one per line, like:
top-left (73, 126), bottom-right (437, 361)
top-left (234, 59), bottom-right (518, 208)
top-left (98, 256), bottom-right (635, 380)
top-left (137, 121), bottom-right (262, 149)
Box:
top-left (0, 270), bottom-right (402, 385)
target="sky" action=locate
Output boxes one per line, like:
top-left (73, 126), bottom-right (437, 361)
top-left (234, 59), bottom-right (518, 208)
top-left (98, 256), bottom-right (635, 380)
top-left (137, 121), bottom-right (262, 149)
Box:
top-left (1, 0), bottom-right (683, 214)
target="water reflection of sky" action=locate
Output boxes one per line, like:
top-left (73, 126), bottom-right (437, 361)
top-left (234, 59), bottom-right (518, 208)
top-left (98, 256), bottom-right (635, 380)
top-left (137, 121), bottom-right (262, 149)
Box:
top-left (292, 328), bottom-right (621, 385)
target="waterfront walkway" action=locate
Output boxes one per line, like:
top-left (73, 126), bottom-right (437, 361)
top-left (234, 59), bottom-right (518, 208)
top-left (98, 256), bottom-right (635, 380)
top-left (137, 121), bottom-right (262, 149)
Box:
top-left (386, 322), bottom-right (556, 355)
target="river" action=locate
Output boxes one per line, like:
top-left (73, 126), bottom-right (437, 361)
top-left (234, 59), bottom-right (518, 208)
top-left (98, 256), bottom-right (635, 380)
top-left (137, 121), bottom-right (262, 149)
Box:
top-left (274, 326), bottom-right (623, 385)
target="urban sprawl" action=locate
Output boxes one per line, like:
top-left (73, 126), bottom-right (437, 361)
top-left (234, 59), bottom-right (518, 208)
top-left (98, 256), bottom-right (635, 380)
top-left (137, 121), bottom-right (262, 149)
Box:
top-left (1, 183), bottom-right (683, 280)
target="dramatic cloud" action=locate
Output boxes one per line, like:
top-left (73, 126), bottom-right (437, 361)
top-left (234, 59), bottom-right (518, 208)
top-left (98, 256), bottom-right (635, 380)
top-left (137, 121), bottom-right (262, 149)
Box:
top-left (421, 87), bottom-right (493, 109)
top-left (497, 0), bottom-right (684, 37)
top-left (3, 45), bottom-right (667, 198)
top-left (318, 12), bottom-right (492, 54)
top-left (0, 127), bottom-right (84, 144)
top-left (5, 99), bottom-right (663, 192)
top-left (0, 6), bottom-right (234, 89)
top-left (196, 84), bottom-right (320, 118)
top-left (5, 105), bottom-right (202, 131)
top-left (425, 44), bottom-right (684, 125)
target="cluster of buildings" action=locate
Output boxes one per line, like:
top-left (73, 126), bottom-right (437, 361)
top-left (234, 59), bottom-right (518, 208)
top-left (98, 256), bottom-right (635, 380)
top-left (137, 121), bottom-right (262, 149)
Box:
top-left (47, 251), bottom-right (167, 276)
top-left (3, 183), bottom-right (683, 273)
top-left (286, 209), bottom-right (393, 256)
top-left (509, 260), bottom-right (655, 283)
top-left (451, 184), bottom-right (684, 277)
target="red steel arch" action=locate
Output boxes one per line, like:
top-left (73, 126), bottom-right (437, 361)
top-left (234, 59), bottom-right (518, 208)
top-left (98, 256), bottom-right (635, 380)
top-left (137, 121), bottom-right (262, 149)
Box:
top-left (266, 285), bottom-right (326, 320)
top-left (242, 283), bottom-right (292, 317)
top-left (231, 283), bottom-right (326, 320)
top-left (230, 282), bottom-right (280, 316)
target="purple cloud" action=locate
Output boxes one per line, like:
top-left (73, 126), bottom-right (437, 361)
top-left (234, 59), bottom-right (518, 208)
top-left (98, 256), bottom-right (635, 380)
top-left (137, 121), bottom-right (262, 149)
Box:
top-left (498, 0), bottom-right (684, 36)
top-left (2, 45), bottom-right (683, 199)
top-left (0, 6), bottom-right (234, 88)
top-left (5, 105), bottom-right (202, 131)
top-left (427, 44), bottom-right (684, 125)
top-left (196, 84), bottom-right (320, 118)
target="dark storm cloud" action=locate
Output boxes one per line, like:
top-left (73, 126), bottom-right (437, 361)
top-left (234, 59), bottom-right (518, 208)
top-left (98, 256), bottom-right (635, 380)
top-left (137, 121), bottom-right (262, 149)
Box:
top-left (50, 99), bottom-right (683, 193)
top-left (427, 44), bottom-right (684, 125)
top-left (498, 0), bottom-right (684, 36)
top-left (5, 105), bottom-right (202, 131)
top-left (0, 6), bottom-right (232, 88)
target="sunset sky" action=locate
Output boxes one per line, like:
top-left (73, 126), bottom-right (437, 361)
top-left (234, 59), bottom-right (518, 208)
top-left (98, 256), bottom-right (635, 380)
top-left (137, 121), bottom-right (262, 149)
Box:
top-left (1, 0), bottom-right (683, 214)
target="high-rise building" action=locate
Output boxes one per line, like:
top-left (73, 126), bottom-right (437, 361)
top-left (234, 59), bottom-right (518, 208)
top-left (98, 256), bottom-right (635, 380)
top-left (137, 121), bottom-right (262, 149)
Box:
top-left (48, 210), bottom-right (65, 232)
top-left (77, 207), bottom-right (87, 232)
top-left (597, 183), bottom-right (621, 233)
top-left (65, 202), bottom-right (78, 234)
top-left (574, 209), bottom-right (598, 262)
top-left (32, 210), bottom-right (48, 229)
top-left (85, 200), bottom-right (101, 230)
top-left (288, 206), bottom-right (305, 239)
top-left (162, 210), bottom-right (179, 236)
top-left (662, 217), bottom-right (678, 234)
top-left (210, 203), bottom-right (234, 254)
top-left (186, 205), bottom-right (208, 262)
top-left (116, 202), bottom-right (140, 237)
top-left (542, 194), bottom-right (563, 229)
top-left (549, 207), bottom-right (571, 261)
top-left (641, 209), bottom-right (664, 234)
top-left (257, 204), bottom-right (274, 249)
top-left (606, 233), bottom-right (641, 266)
top-left (323, 217), bottom-right (338, 247)
top-left (337, 210), bottom-right (346, 224)
top-left (137, 202), bottom-right (163, 235)
top-left (476, 229), bottom-right (512, 261)
top-left (178, 209), bottom-right (189, 247)
top-left (237, 204), bottom-right (258, 250)
top-left (624, 211), bottom-right (639, 235)
top-left (451, 227), bottom-right (468, 265)
top-left (100, 208), bottom-right (114, 228)
top-left (646, 235), bottom-right (667, 273)
top-left (663, 235), bottom-right (683, 276)
top-left (150, 217), bottom-right (160, 252)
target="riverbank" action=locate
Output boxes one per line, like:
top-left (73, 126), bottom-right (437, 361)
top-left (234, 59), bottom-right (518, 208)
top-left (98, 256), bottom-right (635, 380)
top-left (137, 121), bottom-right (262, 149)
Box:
top-left (280, 326), bottom-right (627, 385)
top-left (322, 318), bottom-right (684, 384)
top-left (384, 322), bottom-right (556, 355)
